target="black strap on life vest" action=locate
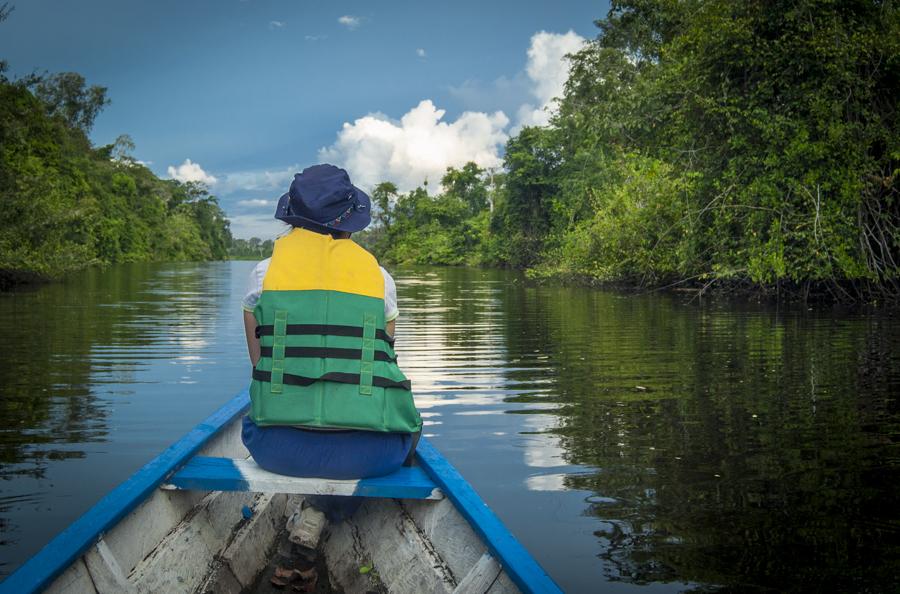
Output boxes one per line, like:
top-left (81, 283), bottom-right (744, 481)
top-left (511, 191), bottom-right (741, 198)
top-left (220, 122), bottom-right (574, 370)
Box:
top-left (255, 323), bottom-right (394, 345)
top-left (252, 369), bottom-right (411, 391)
top-left (258, 345), bottom-right (397, 363)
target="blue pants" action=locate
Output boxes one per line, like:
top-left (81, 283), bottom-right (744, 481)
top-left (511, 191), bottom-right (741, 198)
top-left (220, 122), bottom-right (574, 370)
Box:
top-left (241, 417), bottom-right (413, 522)
top-left (241, 416), bottom-right (412, 479)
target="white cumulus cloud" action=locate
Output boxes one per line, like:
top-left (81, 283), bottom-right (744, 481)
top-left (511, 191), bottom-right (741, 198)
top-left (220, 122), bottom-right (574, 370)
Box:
top-left (338, 15), bottom-right (361, 30)
top-left (516, 30), bottom-right (587, 129)
top-left (319, 99), bottom-right (508, 193)
top-left (167, 159), bottom-right (217, 185)
top-left (269, 20), bottom-right (285, 29)
top-left (224, 29), bottom-right (582, 214)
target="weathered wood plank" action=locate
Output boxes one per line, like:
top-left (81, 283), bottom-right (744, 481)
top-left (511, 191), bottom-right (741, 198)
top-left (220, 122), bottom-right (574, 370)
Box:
top-left (83, 538), bottom-right (133, 594)
top-left (416, 438), bottom-right (562, 594)
top-left (453, 553), bottom-right (502, 594)
top-left (220, 493), bottom-right (287, 587)
top-left (404, 498), bottom-right (487, 580)
top-left (44, 559), bottom-right (96, 594)
top-left (128, 491), bottom-right (260, 593)
top-left (323, 499), bottom-right (458, 594)
top-left (163, 456), bottom-right (444, 500)
top-left (100, 482), bottom-right (207, 576)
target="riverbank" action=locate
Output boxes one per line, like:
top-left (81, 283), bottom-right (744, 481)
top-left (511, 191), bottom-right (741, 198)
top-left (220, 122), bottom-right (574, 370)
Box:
top-left (370, 255), bottom-right (900, 307)
top-left (6, 243), bottom-right (895, 308)
top-left (521, 266), bottom-right (900, 306)
top-left (0, 269), bottom-right (48, 292)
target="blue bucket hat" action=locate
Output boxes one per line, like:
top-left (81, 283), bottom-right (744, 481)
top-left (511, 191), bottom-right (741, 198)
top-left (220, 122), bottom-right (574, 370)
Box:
top-left (274, 164), bottom-right (371, 232)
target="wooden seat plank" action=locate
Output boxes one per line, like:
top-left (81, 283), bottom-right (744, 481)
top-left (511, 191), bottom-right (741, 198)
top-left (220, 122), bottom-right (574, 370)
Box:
top-left (162, 456), bottom-right (443, 500)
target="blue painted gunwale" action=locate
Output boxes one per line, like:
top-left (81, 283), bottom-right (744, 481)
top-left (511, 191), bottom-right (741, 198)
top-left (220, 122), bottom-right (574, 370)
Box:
top-left (416, 438), bottom-right (564, 594)
top-left (166, 455), bottom-right (441, 499)
top-left (0, 390), bottom-right (252, 594)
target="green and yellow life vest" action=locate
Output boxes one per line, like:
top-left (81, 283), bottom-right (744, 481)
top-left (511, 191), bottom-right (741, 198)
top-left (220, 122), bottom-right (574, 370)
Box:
top-left (249, 228), bottom-right (421, 433)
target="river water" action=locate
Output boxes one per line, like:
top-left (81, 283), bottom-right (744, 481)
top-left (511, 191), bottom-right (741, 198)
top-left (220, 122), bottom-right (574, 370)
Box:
top-left (1, 262), bottom-right (899, 592)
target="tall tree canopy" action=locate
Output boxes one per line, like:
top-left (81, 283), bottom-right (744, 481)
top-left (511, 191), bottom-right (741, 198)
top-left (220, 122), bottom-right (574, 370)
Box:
top-left (361, 0), bottom-right (899, 302)
top-left (31, 72), bottom-right (110, 134)
top-left (0, 71), bottom-right (231, 287)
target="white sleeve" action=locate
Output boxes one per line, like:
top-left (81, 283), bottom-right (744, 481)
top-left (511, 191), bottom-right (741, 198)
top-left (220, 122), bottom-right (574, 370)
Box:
top-left (241, 258), bottom-right (270, 312)
top-left (381, 267), bottom-right (399, 322)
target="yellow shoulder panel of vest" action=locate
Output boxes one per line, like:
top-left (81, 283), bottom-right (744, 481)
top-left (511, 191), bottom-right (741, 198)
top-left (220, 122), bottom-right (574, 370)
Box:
top-left (262, 228), bottom-right (384, 299)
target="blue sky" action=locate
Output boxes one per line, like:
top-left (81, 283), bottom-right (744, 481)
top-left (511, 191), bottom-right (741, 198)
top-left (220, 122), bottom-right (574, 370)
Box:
top-left (1, 0), bottom-right (608, 238)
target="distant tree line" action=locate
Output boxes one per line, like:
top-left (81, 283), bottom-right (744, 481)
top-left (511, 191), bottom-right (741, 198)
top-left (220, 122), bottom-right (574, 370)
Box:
top-left (0, 60), bottom-right (232, 288)
top-left (229, 237), bottom-right (274, 260)
top-left (359, 1), bottom-right (899, 302)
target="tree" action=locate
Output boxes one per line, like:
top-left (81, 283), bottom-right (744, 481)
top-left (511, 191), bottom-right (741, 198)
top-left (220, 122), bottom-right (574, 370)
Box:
top-left (1, 72), bottom-right (233, 285)
top-left (372, 181), bottom-right (399, 230)
top-left (31, 72), bottom-right (110, 134)
top-left (111, 134), bottom-right (135, 162)
top-left (442, 162), bottom-right (488, 214)
top-left (490, 126), bottom-right (561, 267)
top-left (543, 0), bottom-right (900, 298)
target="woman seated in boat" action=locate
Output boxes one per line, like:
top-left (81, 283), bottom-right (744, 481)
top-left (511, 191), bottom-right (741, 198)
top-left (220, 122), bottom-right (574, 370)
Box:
top-left (240, 164), bottom-right (421, 480)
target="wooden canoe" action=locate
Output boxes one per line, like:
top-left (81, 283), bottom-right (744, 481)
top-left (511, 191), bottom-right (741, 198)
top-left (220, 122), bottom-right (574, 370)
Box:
top-left (0, 390), bottom-right (562, 594)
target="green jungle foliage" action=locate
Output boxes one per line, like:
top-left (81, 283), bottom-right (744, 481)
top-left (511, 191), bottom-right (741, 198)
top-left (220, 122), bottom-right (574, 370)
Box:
top-left (359, 0), bottom-right (900, 301)
top-left (0, 64), bottom-right (231, 287)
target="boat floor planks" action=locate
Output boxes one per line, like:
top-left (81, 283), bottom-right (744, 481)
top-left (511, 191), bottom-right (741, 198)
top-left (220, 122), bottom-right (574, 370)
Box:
top-left (324, 497), bottom-right (517, 593)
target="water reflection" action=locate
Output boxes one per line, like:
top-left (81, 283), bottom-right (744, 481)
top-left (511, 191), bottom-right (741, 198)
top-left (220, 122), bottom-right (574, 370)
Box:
top-left (1, 263), bottom-right (898, 592)
top-left (394, 266), bottom-right (900, 593)
top-left (0, 261), bottom-right (252, 577)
